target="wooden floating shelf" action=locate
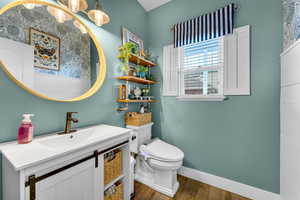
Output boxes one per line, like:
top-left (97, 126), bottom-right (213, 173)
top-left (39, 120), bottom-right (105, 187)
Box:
top-left (117, 76), bottom-right (156, 85)
top-left (129, 54), bottom-right (157, 67)
top-left (117, 99), bottom-right (155, 103)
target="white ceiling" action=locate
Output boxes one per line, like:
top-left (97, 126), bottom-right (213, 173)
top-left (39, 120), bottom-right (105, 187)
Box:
top-left (137, 0), bottom-right (172, 12)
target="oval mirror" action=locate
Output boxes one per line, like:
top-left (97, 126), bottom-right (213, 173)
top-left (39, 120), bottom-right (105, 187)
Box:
top-left (0, 1), bottom-right (106, 102)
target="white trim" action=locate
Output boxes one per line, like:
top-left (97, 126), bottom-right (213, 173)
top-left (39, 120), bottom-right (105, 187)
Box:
top-left (176, 95), bottom-right (226, 101)
top-left (178, 166), bottom-right (280, 200)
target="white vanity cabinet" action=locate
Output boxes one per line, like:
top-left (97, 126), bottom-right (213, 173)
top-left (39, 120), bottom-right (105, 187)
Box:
top-left (27, 158), bottom-right (100, 200)
top-left (1, 125), bottom-right (131, 200)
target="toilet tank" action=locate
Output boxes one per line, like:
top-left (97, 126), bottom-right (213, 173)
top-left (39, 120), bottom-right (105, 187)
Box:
top-left (127, 122), bottom-right (153, 153)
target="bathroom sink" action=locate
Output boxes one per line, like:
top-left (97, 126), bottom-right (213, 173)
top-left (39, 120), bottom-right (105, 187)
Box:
top-left (38, 128), bottom-right (95, 150)
top-left (0, 124), bottom-right (131, 170)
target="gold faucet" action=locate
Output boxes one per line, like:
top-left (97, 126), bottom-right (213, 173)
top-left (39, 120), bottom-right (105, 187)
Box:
top-left (59, 112), bottom-right (79, 134)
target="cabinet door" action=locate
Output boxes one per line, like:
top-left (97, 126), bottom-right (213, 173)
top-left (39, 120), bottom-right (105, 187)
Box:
top-left (26, 159), bottom-right (101, 200)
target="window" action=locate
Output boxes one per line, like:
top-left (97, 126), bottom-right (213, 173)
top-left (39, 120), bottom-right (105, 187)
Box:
top-left (162, 25), bottom-right (250, 100)
top-left (178, 37), bottom-right (225, 100)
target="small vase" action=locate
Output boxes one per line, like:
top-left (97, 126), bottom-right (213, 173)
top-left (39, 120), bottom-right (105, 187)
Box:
top-left (140, 72), bottom-right (146, 78)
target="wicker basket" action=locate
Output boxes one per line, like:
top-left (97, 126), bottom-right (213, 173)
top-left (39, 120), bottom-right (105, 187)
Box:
top-left (104, 150), bottom-right (122, 185)
top-left (125, 112), bottom-right (152, 126)
top-left (104, 182), bottom-right (124, 200)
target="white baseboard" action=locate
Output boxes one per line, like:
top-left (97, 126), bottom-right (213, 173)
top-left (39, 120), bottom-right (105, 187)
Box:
top-left (178, 166), bottom-right (280, 200)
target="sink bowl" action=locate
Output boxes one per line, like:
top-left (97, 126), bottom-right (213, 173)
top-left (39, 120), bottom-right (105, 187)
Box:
top-left (38, 128), bottom-right (95, 150)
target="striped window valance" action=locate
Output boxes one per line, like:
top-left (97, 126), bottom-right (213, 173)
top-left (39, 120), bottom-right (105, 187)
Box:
top-left (173, 3), bottom-right (236, 47)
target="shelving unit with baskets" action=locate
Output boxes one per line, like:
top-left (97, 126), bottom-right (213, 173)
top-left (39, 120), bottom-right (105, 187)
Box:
top-left (100, 143), bottom-right (130, 200)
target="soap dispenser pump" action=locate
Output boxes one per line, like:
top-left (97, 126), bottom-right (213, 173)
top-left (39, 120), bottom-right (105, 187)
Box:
top-left (18, 114), bottom-right (34, 144)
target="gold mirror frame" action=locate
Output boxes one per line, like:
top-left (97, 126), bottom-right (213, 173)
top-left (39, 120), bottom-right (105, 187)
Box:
top-left (0, 0), bottom-right (106, 102)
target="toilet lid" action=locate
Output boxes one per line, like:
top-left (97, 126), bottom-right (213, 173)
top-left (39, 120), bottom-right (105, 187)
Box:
top-left (144, 139), bottom-right (184, 162)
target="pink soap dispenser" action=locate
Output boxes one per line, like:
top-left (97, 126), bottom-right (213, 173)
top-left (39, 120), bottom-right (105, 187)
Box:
top-left (18, 114), bottom-right (34, 144)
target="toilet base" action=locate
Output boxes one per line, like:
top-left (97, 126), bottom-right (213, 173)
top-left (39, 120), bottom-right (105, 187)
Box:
top-left (135, 173), bottom-right (179, 197)
top-left (134, 158), bottom-right (180, 197)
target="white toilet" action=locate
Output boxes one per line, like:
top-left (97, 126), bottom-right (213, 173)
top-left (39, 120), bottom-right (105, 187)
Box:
top-left (127, 123), bottom-right (184, 197)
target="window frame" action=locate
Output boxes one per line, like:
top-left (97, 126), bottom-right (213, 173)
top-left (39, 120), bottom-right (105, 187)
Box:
top-left (177, 37), bottom-right (226, 101)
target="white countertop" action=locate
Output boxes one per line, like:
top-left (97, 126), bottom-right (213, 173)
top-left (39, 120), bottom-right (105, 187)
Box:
top-left (0, 124), bottom-right (131, 171)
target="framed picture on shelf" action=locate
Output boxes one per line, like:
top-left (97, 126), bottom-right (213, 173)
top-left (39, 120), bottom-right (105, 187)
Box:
top-left (29, 28), bottom-right (60, 71)
top-left (122, 27), bottom-right (144, 56)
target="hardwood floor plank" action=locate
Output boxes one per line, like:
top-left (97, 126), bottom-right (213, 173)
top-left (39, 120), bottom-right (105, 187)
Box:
top-left (207, 186), bottom-right (227, 200)
top-left (194, 183), bottom-right (209, 200)
top-left (133, 175), bottom-right (252, 200)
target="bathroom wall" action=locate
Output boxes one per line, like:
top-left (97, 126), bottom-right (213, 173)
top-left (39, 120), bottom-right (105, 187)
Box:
top-left (0, 0), bottom-right (148, 198)
top-left (148, 0), bottom-right (282, 194)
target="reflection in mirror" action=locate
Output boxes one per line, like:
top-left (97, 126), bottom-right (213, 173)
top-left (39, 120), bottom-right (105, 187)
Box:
top-left (0, 3), bottom-right (100, 100)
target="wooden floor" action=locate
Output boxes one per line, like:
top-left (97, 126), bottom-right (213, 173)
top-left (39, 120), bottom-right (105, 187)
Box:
top-left (133, 175), bottom-right (251, 200)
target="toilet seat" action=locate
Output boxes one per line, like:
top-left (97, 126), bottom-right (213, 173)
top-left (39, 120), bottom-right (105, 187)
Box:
top-left (148, 158), bottom-right (183, 170)
top-left (140, 139), bottom-right (184, 162)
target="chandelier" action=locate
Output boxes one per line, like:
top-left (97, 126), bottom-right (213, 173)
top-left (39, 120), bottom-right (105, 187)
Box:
top-left (24, 0), bottom-right (110, 28)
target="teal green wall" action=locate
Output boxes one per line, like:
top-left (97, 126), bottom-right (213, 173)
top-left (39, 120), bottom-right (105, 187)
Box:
top-left (0, 0), bottom-right (147, 198)
top-left (0, 0), bottom-right (282, 196)
top-left (148, 0), bottom-right (281, 194)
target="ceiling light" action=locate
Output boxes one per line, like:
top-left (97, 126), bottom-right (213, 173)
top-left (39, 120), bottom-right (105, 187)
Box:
top-left (58, 0), bottom-right (88, 13)
top-left (73, 20), bottom-right (87, 34)
top-left (87, 0), bottom-right (110, 27)
top-left (47, 6), bottom-right (72, 23)
top-left (23, 3), bottom-right (36, 9)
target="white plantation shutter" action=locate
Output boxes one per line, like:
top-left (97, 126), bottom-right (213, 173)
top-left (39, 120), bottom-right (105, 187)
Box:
top-left (163, 45), bottom-right (181, 96)
top-left (179, 38), bottom-right (224, 97)
top-left (224, 25), bottom-right (250, 95)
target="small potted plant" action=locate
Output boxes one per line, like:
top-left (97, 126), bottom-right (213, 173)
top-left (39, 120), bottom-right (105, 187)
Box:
top-left (136, 65), bottom-right (148, 79)
top-left (118, 42), bottom-right (135, 75)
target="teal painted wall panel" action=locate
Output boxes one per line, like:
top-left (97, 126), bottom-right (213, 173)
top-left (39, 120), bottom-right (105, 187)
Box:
top-left (148, 0), bottom-right (282, 193)
top-left (0, 0), bottom-right (148, 198)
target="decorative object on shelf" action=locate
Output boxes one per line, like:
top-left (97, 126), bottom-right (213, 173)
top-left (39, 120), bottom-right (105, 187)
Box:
top-left (133, 87), bottom-right (142, 98)
top-left (128, 66), bottom-right (135, 76)
top-left (29, 28), bottom-right (61, 71)
top-left (141, 88), bottom-right (150, 96)
top-left (47, 0), bottom-right (110, 27)
top-left (144, 49), bottom-right (152, 60)
top-left (149, 55), bottom-right (159, 64)
top-left (122, 27), bottom-right (144, 56)
top-left (118, 42), bottom-right (135, 75)
top-left (140, 96), bottom-right (154, 101)
top-left (118, 85), bottom-right (126, 100)
top-left (140, 105), bottom-right (145, 114)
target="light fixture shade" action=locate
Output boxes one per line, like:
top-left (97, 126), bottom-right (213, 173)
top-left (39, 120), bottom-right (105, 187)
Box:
top-left (87, 2), bottom-right (110, 26)
top-left (23, 3), bottom-right (36, 9)
top-left (47, 6), bottom-right (72, 23)
top-left (58, 0), bottom-right (88, 13)
top-left (73, 20), bottom-right (87, 34)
